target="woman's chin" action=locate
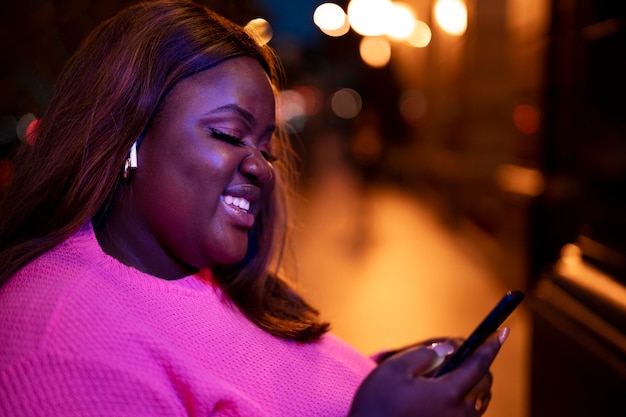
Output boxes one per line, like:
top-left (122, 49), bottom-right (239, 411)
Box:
top-left (212, 249), bottom-right (249, 269)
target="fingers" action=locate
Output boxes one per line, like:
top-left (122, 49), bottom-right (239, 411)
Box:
top-left (384, 345), bottom-right (445, 377)
top-left (467, 370), bottom-right (493, 399)
top-left (465, 370), bottom-right (493, 415)
top-left (442, 328), bottom-right (509, 393)
top-left (466, 389), bottom-right (492, 415)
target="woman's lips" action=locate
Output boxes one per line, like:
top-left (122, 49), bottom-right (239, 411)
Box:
top-left (221, 194), bottom-right (255, 228)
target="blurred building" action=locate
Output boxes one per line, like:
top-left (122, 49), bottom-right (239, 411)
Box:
top-left (1, 0), bottom-right (625, 415)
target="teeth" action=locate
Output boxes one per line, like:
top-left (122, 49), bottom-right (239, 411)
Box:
top-left (222, 195), bottom-right (251, 212)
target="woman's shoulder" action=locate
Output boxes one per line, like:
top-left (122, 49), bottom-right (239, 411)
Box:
top-left (1, 223), bottom-right (104, 304)
top-left (0, 229), bottom-right (91, 367)
top-left (0, 223), bottom-right (178, 367)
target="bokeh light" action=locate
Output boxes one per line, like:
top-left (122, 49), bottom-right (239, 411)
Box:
top-left (244, 18), bottom-right (273, 45)
top-left (347, 0), bottom-right (393, 37)
top-left (386, 2), bottom-right (416, 40)
top-left (293, 85), bottom-right (324, 116)
top-left (313, 1), bottom-right (433, 65)
top-left (405, 20), bottom-right (432, 47)
top-left (434, 0), bottom-right (467, 36)
top-left (360, 36), bottom-right (391, 68)
top-left (331, 88), bottom-right (363, 119)
top-left (277, 89), bottom-right (306, 122)
top-left (314, 3), bottom-right (351, 37)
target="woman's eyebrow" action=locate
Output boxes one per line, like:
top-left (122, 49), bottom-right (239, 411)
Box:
top-left (209, 104), bottom-right (256, 126)
top-left (208, 103), bottom-right (276, 135)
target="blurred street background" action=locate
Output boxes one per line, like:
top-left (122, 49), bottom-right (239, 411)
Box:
top-left (2, 0), bottom-right (625, 416)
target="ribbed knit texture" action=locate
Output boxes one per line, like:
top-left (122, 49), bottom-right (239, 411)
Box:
top-left (0, 223), bottom-right (375, 416)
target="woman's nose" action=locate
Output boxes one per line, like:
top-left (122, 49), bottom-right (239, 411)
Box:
top-left (239, 150), bottom-right (275, 187)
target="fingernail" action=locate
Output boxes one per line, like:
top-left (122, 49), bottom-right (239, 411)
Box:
top-left (428, 342), bottom-right (455, 357)
top-left (474, 397), bottom-right (484, 412)
top-left (498, 327), bottom-right (510, 345)
top-left (419, 342), bottom-right (455, 376)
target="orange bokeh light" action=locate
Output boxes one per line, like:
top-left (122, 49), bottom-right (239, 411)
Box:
top-left (513, 104), bottom-right (540, 134)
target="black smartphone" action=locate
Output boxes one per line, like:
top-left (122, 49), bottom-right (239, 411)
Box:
top-left (433, 290), bottom-right (525, 377)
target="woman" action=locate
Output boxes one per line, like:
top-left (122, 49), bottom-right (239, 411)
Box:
top-left (0, 1), bottom-right (507, 415)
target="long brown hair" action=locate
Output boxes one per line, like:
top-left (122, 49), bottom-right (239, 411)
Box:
top-left (0, 0), bottom-right (328, 342)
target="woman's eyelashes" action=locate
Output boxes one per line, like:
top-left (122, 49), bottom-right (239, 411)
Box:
top-left (209, 128), bottom-right (277, 162)
top-left (209, 127), bottom-right (244, 146)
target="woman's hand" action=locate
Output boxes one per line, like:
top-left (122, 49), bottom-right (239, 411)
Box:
top-left (371, 336), bottom-right (463, 364)
top-left (348, 329), bottom-right (508, 417)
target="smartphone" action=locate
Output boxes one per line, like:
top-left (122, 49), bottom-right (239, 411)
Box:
top-left (433, 290), bottom-right (525, 377)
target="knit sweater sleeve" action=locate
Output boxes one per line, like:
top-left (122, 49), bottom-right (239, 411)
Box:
top-left (0, 353), bottom-right (186, 416)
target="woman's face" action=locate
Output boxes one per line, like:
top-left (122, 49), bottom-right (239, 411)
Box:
top-left (123, 57), bottom-right (277, 276)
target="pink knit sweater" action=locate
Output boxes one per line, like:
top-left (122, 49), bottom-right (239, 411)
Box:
top-left (0, 223), bottom-right (375, 416)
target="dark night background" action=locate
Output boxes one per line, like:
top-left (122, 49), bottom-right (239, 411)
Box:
top-left (1, 1), bottom-right (625, 415)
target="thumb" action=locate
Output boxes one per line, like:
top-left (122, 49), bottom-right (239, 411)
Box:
top-left (385, 343), bottom-right (454, 377)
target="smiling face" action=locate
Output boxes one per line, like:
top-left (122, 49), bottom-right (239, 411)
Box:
top-left (98, 57), bottom-right (277, 279)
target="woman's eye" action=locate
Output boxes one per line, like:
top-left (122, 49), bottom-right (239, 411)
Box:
top-left (209, 128), bottom-right (278, 163)
top-left (209, 128), bottom-right (244, 146)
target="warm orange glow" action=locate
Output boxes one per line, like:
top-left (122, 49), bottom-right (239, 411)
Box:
top-left (359, 36), bottom-right (391, 68)
top-left (399, 90), bottom-right (428, 124)
top-left (513, 104), bottom-right (540, 134)
top-left (557, 243), bottom-right (626, 312)
top-left (352, 125), bottom-right (383, 164)
top-left (494, 164), bottom-right (545, 196)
